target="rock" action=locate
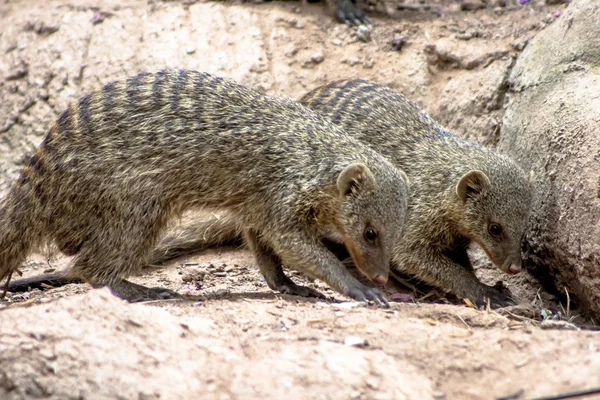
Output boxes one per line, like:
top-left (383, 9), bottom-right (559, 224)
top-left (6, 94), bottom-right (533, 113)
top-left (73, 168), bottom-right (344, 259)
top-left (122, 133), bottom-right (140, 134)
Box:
top-left (498, 0), bottom-right (600, 317)
top-left (424, 38), bottom-right (509, 70)
top-left (181, 269), bottom-right (205, 283)
top-left (436, 58), bottom-right (512, 146)
top-left (344, 335), bottom-right (368, 347)
top-left (0, 289), bottom-right (434, 399)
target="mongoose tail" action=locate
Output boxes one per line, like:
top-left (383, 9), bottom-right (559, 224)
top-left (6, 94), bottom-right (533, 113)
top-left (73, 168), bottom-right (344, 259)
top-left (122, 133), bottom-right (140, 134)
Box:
top-left (5, 213), bottom-right (241, 294)
top-left (0, 162), bottom-right (47, 291)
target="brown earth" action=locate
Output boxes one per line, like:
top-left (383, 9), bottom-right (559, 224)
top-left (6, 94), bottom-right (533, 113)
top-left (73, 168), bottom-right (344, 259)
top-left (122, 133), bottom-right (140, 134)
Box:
top-left (2, 0), bottom-right (599, 399)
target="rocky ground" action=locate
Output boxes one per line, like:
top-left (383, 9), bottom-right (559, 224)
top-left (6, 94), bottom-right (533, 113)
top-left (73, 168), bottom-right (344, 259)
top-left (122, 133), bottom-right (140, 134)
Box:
top-left (1, 0), bottom-right (599, 399)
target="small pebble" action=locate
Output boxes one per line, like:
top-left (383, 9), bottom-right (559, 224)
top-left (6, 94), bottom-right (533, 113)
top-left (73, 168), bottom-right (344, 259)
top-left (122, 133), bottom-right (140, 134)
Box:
top-left (181, 270), bottom-right (205, 283)
top-left (356, 25), bottom-right (371, 42)
top-left (311, 54), bottom-right (324, 64)
top-left (91, 11), bottom-right (104, 24)
top-left (330, 301), bottom-right (363, 310)
top-left (344, 335), bottom-right (368, 348)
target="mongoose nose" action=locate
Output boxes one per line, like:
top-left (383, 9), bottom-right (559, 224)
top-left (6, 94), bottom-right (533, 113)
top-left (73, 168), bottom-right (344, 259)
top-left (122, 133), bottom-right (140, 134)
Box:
top-left (508, 263), bottom-right (522, 274)
top-left (372, 273), bottom-right (388, 285)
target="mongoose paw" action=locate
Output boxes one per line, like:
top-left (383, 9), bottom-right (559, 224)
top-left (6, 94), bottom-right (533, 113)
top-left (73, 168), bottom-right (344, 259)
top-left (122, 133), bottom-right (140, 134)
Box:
top-left (347, 285), bottom-right (390, 308)
top-left (138, 287), bottom-right (182, 302)
top-left (477, 281), bottom-right (515, 309)
top-left (335, 0), bottom-right (370, 26)
top-left (110, 281), bottom-right (181, 302)
top-left (276, 283), bottom-right (327, 299)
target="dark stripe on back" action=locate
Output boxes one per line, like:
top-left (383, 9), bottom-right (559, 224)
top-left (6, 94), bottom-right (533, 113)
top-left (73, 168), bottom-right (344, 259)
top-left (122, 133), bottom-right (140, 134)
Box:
top-left (102, 80), bottom-right (118, 121)
top-left (330, 80), bottom-right (371, 125)
top-left (40, 124), bottom-right (57, 148)
top-left (345, 82), bottom-right (379, 115)
top-left (170, 69), bottom-right (189, 112)
top-left (325, 80), bottom-right (362, 110)
top-left (192, 72), bottom-right (210, 124)
top-left (57, 108), bottom-right (74, 135)
top-left (340, 89), bottom-right (380, 133)
top-left (152, 70), bottom-right (167, 109)
top-left (17, 171), bottom-right (29, 185)
top-left (299, 85), bottom-right (327, 108)
top-left (125, 75), bottom-right (142, 104)
top-left (77, 94), bottom-right (94, 137)
top-left (29, 154), bottom-right (39, 170)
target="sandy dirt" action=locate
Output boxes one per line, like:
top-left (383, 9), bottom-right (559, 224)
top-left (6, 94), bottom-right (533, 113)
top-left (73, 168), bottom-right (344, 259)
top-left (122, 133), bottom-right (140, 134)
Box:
top-left (1, 0), bottom-right (599, 399)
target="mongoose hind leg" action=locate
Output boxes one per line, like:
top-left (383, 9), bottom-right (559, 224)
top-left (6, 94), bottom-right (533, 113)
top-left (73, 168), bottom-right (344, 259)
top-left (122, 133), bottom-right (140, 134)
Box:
top-left (69, 200), bottom-right (180, 302)
top-left (244, 229), bottom-right (326, 299)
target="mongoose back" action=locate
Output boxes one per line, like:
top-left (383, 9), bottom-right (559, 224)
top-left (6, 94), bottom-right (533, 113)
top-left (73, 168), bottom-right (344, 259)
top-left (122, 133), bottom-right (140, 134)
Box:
top-left (117, 79), bottom-right (534, 307)
top-left (0, 70), bottom-right (409, 304)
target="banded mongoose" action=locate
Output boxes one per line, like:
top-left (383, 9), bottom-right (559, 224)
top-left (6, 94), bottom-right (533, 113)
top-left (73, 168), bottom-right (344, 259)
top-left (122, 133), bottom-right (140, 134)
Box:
top-left (0, 70), bottom-right (410, 304)
top-left (131, 79), bottom-right (535, 307)
top-left (5, 79), bottom-right (533, 307)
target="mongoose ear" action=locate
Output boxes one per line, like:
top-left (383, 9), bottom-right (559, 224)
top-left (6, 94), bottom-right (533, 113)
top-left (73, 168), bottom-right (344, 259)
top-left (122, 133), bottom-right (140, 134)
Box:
top-left (337, 163), bottom-right (376, 196)
top-left (456, 170), bottom-right (491, 202)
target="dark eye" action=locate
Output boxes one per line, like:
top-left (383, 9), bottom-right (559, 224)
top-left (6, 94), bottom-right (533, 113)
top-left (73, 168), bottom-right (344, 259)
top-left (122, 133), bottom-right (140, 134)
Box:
top-left (488, 223), bottom-right (502, 237)
top-left (364, 228), bottom-right (378, 243)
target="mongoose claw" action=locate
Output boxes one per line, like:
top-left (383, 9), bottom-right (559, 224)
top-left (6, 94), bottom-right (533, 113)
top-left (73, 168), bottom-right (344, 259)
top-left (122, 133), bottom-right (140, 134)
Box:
top-left (347, 285), bottom-right (390, 308)
top-left (335, 0), bottom-right (370, 26)
top-left (277, 283), bottom-right (327, 299)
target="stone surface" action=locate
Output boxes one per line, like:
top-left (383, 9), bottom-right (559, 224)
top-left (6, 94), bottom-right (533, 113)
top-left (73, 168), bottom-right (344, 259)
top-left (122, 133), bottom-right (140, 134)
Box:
top-left (499, 0), bottom-right (600, 316)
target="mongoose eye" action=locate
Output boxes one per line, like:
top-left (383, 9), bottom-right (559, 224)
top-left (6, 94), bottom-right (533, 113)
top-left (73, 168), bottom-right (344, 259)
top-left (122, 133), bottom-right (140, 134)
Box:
top-left (364, 228), bottom-right (378, 243)
top-left (488, 223), bottom-right (503, 237)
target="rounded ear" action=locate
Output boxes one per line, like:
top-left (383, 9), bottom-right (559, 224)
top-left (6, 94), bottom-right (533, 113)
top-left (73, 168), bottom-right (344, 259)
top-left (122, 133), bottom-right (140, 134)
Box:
top-left (337, 163), bottom-right (376, 196)
top-left (456, 170), bottom-right (491, 202)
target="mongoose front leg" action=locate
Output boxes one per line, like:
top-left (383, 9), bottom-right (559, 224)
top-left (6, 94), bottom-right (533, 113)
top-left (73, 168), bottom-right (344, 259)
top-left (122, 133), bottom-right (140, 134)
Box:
top-left (401, 249), bottom-right (515, 308)
top-left (244, 229), bottom-right (325, 299)
top-left (273, 232), bottom-right (389, 307)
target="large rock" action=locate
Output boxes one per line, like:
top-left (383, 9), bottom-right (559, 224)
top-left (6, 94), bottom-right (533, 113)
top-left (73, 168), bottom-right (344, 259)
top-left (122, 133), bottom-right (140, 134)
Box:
top-left (0, 289), bottom-right (434, 399)
top-left (499, 0), bottom-right (600, 316)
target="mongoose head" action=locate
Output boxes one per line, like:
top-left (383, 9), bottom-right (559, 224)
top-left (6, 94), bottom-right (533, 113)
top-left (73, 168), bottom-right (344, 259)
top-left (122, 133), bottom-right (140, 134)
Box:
top-left (336, 163), bottom-right (408, 285)
top-left (455, 165), bottom-right (533, 275)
